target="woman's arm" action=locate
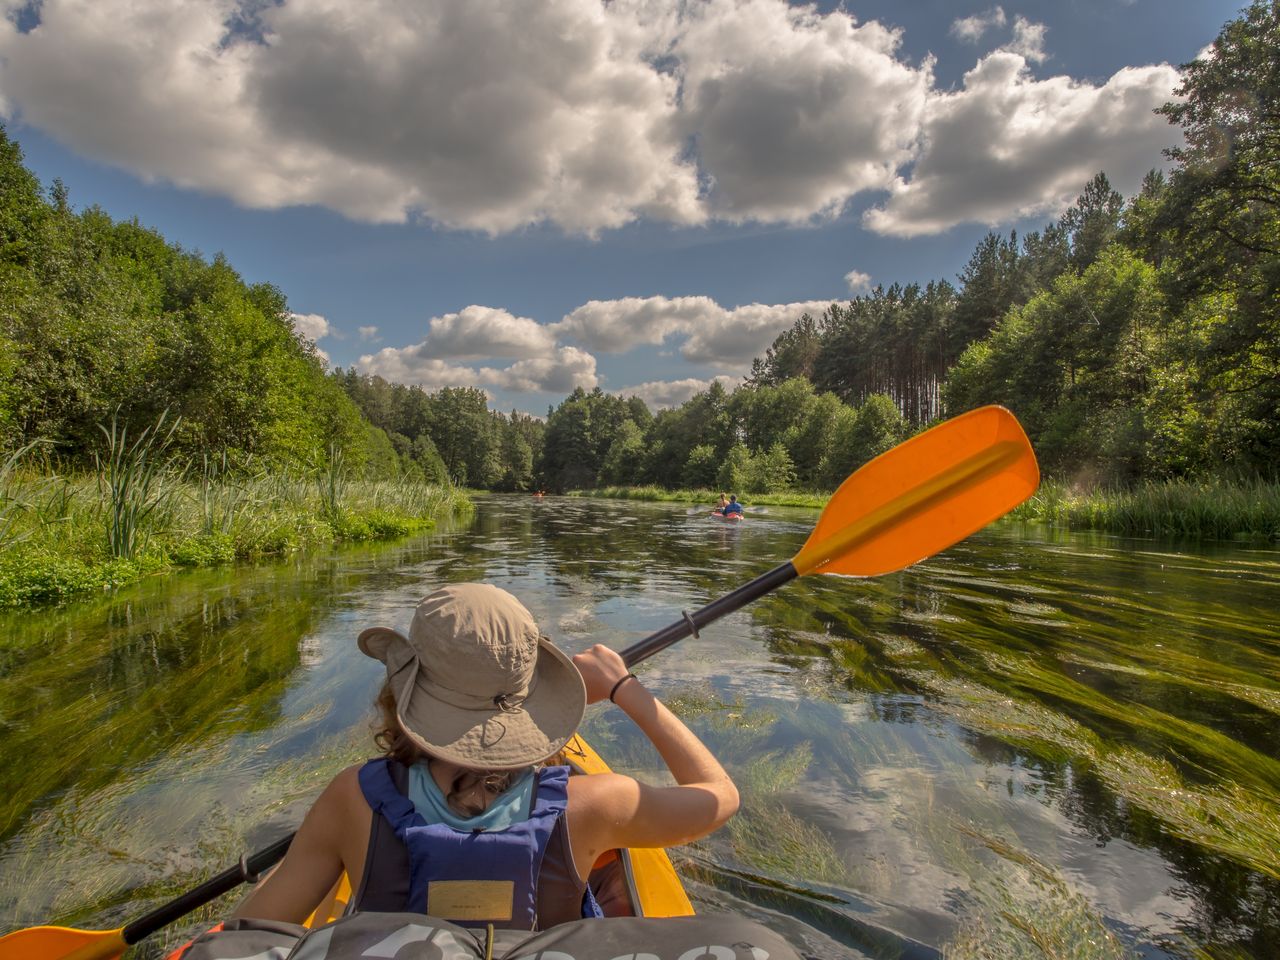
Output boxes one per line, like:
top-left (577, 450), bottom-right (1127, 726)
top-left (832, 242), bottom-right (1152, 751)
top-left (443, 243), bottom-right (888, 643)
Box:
top-left (231, 767), bottom-right (357, 922)
top-left (569, 645), bottom-right (739, 863)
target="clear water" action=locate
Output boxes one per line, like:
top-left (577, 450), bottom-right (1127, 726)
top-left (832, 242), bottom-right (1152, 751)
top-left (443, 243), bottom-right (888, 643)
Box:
top-left (0, 495), bottom-right (1276, 958)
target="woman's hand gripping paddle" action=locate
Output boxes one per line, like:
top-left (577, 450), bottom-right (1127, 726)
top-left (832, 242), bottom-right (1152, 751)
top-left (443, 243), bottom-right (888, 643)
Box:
top-left (1, 405), bottom-right (1037, 960)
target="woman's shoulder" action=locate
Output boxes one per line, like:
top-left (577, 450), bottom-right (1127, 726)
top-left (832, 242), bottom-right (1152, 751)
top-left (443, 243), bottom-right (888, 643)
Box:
top-left (316, 762), bottom-right (377, 810)
top-left (565, 770), bottom-right (640, 810)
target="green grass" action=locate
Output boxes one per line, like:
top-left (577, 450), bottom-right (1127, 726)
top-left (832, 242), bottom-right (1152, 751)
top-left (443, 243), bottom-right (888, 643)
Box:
top-left (0, 467), bottom-right (472, 609)
top-left (574, 478), bottom-right (1280, 539)
top-left (1008, 477), bottom-right (1280, 540)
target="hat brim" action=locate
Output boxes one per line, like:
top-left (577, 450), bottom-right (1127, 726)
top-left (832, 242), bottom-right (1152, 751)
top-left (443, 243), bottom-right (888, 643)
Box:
top-left (395, 637), bottom-right (586, 770)
top-left (358, 626), bottom-right (407, 664)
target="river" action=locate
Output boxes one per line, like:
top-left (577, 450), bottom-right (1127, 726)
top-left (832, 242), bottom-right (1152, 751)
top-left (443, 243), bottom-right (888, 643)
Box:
top-left (0, 495), bottom-right (1276, 958)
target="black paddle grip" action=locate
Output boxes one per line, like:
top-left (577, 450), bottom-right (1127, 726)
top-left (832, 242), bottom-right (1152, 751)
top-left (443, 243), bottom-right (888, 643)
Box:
top-left (619, 561), bottom-right (798, 668)
top-left (122, 833), bottom-right (295, 944)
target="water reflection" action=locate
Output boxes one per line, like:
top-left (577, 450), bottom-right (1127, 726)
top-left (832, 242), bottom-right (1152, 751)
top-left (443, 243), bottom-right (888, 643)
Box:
top-left (0, 496), bottom-right (1275, 959)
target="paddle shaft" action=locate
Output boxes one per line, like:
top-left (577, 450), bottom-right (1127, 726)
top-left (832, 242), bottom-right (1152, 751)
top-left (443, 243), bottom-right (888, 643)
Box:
top-left (619, 561), bottom-right (798, 668)
top-left (120, 834), bottom-right (294, 946)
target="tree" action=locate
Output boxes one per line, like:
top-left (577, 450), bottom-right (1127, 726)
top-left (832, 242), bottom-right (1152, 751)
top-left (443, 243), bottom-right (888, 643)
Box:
top-left (1061, 173), bottom-right (1125, 271)
top-left (716, 445), bottom-right (754, 493)
top-left (747, 442), bottom-right (796, 493)
top-left (748, 312), bottom-right (824, 386)
top-left (682, 444), bottom-right (719, 488)
top-left (430, 387), bottom-right (499, 486)
top-left (1151, 1), bottom-right (1280, 469)
top-left (951, 232), bottom-right (1023, 356)
top-left (600, 420), bottom-right (646, 485)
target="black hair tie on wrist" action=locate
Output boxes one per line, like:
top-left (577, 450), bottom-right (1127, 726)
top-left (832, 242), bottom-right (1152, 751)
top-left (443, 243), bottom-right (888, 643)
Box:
top-left (609, 673), bottom-right (638, 703)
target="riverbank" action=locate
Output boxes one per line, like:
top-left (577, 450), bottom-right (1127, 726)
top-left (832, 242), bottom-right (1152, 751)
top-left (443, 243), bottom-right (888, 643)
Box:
top-left (0, 472), bottom-right (472, 607)
top-left (1008, 478), bottom-right (1280, 541)
top-left (569, 480), bottom-right (1280, 541)
top-left (568, 485), bottom-right (828, 509)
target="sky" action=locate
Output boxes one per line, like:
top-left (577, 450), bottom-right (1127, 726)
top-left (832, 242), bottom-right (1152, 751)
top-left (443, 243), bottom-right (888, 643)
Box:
top-left (0, 0), bottom-right (1243, 416)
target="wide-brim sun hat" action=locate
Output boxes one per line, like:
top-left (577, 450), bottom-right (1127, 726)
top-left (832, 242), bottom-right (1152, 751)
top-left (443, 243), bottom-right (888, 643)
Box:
top-left (358, 583), bottom-right (586, 769)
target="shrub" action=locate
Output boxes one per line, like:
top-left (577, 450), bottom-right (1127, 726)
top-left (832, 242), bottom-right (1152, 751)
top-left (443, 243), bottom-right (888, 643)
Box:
top-left (682, 444), bottom-right (720, 489)
top-left (747, 442), bottom-right (797, 493)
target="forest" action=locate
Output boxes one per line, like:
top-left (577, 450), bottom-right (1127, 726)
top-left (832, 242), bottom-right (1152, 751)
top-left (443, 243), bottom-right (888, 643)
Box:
top-left (0, 3), bottom-right (1276, 528)
top-left (334, 2), bottom-right (1279, 504)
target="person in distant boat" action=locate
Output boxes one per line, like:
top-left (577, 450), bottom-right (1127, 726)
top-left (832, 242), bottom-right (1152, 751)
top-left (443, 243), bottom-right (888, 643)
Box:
top-left (722, 494), bottom-right (744, 517)
top-left (233, 583), bottom-right (738, 930)
top-left (714, 493), bottom-right (729, 515)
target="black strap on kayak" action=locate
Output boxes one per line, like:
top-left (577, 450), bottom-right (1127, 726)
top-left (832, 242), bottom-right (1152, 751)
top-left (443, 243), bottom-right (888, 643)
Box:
top-left (121, 833), bottom-right (295, 945)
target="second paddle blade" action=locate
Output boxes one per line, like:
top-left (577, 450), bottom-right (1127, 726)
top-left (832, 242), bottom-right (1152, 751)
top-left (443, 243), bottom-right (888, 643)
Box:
top-left (0, 924), bottom-right (126, 960)
top-left (793, 405), bottom-right (1039, 578)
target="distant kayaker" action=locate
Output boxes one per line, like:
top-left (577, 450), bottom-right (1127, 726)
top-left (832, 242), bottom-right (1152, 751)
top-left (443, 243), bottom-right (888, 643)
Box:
top-left (233, 583), bottom-right (739, 930)
top-left (722, 494), bottom-right (744, 517)
top-left (714, 493), bottom-right (729, 514)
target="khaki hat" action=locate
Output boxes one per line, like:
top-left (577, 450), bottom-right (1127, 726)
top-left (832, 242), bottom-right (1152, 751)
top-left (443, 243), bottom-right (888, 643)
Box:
top-left (358, 583), bottom-right (585, 769)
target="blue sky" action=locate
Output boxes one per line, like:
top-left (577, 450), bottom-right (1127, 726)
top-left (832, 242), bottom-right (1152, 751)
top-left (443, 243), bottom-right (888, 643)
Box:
top-left (0, 0), bottom-right (1240, 414)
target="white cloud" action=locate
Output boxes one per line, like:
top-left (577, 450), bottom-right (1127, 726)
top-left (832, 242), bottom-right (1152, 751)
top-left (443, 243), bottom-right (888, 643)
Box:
top-left (356, 348), bottom-right (483, 389)
top-left (671, 0), bottom-right (931, 222)
top-left (612, 376), bottom-right (739, 410)
top-left (863, 53), bottom-right (1182, 237)
top-left (290, 312), bottom-right (330, 342)
top-left (680, 300), bottom-right (831, 366)
top-left (358, 325), bottom-right (380, 342)
top-left (481, 346), bottom-right (598, 393)
top-left (951, 7), bottom-right (1006, 43)
top-left (1008, 17), bottom-right (1048, 64)
top-left (845, 270), bottom-right (872, 293)
top-left (423, 305), bottom-right (556, 360)
top-left (357, 344), bottom-right (596, 395)
top-left (553, 296), bottom-right (720, 353)
top-left (0, 0), bottom-right (701, 234)
top-left (554, 295), bottom-right (829, 371)
top-left (0, 0), bottom-right (1184, 239)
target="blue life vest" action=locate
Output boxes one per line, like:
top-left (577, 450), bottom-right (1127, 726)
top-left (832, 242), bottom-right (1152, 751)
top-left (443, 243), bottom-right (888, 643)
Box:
top-left (357, 759), bottom-right (602, 929)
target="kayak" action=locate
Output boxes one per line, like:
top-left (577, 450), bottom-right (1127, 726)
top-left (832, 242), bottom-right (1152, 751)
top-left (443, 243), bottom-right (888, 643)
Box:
top-left (709, 511), bottom-right (744, 522)
top-left (164, 733), bottom-right (692, 959)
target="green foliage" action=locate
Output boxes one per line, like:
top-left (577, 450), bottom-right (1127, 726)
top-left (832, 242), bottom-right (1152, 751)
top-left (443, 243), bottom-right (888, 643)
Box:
top-left (819, 394), bottom-right (906, 487)
top-left (0, 125), bottom-right (373, 475)
top-left (599, 419), bottom-right (646, 486)
top-left (170, 533), bottom-right (236, 567)
top-left (315, 443), bottom-right (347, 518)
top-left (943, 248), bottom-right (1164, 481)
top-left (96, 409), bottom-right (180, 559)
top-left (0, 551), bottom-right (150, 607)
top-left (0, 470), bottom-right (469, 607)
top-left (746, 442), bottom-right (796, 493)
top-left (682, 443), bottom-right (719, 489)
top-left (715, 444), bottom-right (754, 493)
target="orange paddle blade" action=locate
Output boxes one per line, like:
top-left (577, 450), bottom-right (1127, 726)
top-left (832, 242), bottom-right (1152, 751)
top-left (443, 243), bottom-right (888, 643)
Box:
top-left (792, 405), bottom-right (1038, 577)
top-left (0, 925), bottom-right (126, 960)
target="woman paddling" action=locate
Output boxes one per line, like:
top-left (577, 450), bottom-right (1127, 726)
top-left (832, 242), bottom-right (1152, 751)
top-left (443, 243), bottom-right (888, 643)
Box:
top-left (233, 582), bottom-right (738, 930)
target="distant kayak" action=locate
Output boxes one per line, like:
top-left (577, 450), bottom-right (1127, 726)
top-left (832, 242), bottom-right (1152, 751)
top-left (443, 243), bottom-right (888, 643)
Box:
top-left (709, 511), bottom-right (744, 522)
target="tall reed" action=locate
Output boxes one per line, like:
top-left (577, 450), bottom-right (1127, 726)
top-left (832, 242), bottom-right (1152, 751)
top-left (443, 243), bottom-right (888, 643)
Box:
top-left (315, 443), bottom-right (346, 518)
top-left (96, 409), bottom-right (181, 559)
top-left (0, 441), bottom-right (42, 550)
top-left (197, 451), bottom-right (258, 536)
